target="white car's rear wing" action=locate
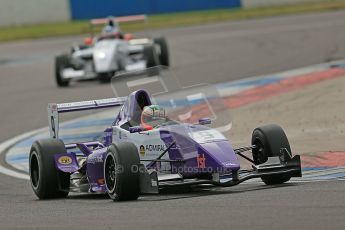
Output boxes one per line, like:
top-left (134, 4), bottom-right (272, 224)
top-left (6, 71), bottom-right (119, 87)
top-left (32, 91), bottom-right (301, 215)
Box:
top-left (48, 97), bottom-right (127, 139)
top-left (90, 15), bottom-right (147, 25)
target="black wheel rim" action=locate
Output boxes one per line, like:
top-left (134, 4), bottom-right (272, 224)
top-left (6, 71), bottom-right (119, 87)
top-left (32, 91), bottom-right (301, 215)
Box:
top-left (105, 154), bottom-right (116, 193)
top-left (30, 152), bottom-right (39, 189)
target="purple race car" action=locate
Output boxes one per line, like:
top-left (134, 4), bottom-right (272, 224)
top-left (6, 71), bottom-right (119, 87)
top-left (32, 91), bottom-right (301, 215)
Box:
top-left (29, 89), bottom-right (302, 201)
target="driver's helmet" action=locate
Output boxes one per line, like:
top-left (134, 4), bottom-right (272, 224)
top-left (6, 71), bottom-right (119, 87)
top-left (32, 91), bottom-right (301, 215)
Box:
top-left (102, 17), bottom-right (119, 34)
top-left (141, 105), bottom-right (166, 129)
top-left (107, 17), bottom-right (115, 27)
top-left (102, 24), bottom-right (119, 34)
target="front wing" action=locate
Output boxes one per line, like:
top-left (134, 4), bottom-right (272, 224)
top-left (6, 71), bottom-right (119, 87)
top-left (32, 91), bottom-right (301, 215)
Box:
top-left (139, 148), bottom-right (302, 193)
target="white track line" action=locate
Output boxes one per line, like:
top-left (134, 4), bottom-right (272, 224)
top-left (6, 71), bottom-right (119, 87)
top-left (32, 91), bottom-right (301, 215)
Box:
top-left (0, 128), bottom-right (47, 180)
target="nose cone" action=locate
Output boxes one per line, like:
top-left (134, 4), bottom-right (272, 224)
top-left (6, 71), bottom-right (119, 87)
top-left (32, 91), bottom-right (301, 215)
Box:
top-left (200, 141), bottom-right (240, 172)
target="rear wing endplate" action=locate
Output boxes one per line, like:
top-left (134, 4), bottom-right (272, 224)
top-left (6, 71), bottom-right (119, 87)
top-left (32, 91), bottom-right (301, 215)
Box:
top-left (47, 97), bottom-right (126, 139)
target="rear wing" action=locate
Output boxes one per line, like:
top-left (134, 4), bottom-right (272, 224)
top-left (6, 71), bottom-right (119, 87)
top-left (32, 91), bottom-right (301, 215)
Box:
top-left (89, 14), bottom-right (147, 37)
top-left (48, 97), bottom-right (127, 139)
top-left (90, 14), bottom-right (147, 25)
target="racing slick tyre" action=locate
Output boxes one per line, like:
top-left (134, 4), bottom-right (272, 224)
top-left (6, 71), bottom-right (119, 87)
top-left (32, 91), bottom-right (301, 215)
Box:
top-left (154, 37), bottom-right (170, 67)
top-left (98, 72), bottom-right (114, 83)
top-left (29, 139), bottom-right (70, 199)
top-left (55, 54), bottom-right (71, 87)
top-left (251, 124), bottom-right (292, 185)
top-left (144, 44), bottom-right (160, 76)
top-left (104, 143), bottom-right (140, 201)
top-left (144, 44), bottom-right (160, 68)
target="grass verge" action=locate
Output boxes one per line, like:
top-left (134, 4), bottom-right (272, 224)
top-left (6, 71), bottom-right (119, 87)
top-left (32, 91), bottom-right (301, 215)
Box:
top-left (1, 0), bottom-right (345, 42)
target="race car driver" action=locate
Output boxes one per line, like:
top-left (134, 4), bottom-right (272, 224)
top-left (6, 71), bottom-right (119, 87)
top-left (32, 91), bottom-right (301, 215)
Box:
top-left (140, 105), bottom-right (167, 130)
top-left (100, 17), bottom-right (124, 39)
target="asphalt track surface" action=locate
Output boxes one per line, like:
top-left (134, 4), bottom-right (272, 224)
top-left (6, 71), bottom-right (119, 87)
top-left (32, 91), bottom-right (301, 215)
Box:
top-left (0, 11), bottom-right (345, 230)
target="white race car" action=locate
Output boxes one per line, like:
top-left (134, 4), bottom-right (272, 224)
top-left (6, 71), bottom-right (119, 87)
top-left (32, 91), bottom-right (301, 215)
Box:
top-left (55, 15), bottom-right (169, 87)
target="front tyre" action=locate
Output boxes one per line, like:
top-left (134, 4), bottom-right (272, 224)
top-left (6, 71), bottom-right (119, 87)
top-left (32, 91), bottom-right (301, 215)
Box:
top-left (55, 54), bottom-right (71, 87)
top-left (143, 44), bottom-right (160, 76)
top-left (98, 72), bottom-right (114, 83)
top-left (144, 44), bottom-right (159, 68)
top-left (29, 139), bottom-right (70, 199)
top-left (251, 124), bottom-right (292, 185)
top-left (154, 37), bottom-right (170, 67)
top-left (104, 143), bottom-right (140, 201)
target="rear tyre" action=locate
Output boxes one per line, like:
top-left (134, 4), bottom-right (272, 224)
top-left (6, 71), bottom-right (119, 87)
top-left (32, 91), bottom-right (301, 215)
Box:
top-left (104, 143), bottom-right (140, 201)
top-left (29, 139), bottom-right (70, 199)
top-left (154, 37), bottom-right (170, 67)
top-left (55, 54), bottom-right (71, 87)
top-left (251, 124), bottom-right (292, 185)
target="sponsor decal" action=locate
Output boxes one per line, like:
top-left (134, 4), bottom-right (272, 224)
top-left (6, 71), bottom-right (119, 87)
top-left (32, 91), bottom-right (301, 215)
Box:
top-left (197, 154), bottom-right (206, 169)
top-left (50, 116), bottom-right (56, 138)
top-left (88, 155), bottom-right (103, 164)
top-left (223, 161), bottom-right (237, 167)
top-left (151, 180), bottom-right (158, 187)
top-left (58, 156), bottom-right (72, 165)
top-left (138, 144), bottom-right (165, 155)
top-left (191, 130), bottom-right (226, 143)
top-left (139, 145), bottom-right (145, 155)
top-left (97, 178), bottom-right (105, 185)
top-left (145, 144), bottom-right (165, 152)
top-left (104, 130), bottom-right (112, 145)
top-left (118, 131), bottom-right (127, 140)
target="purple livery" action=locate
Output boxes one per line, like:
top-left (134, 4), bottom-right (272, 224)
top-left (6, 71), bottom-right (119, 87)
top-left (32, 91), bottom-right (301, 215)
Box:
top-left (29, 89), bottom-right (302, 201)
